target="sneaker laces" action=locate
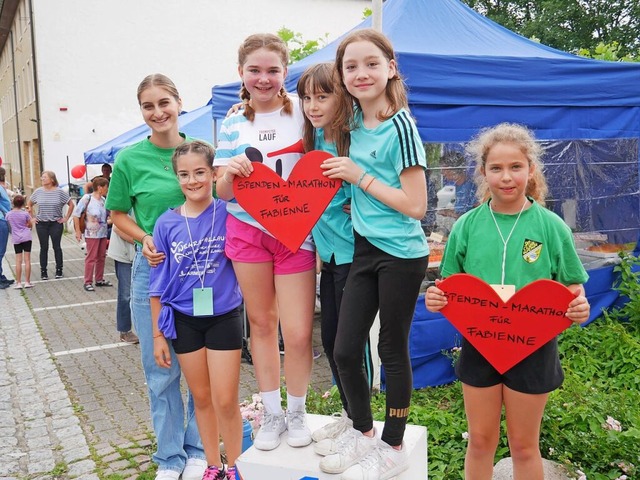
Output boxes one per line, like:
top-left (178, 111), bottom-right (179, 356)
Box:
top-left (322, 414), bottom-right (350, 437)
top-left (261, 412), bottom-right (283, 432)
top-left (225, 466), bottom-right (238, 480)
top-left (334, 429), bottom-right (359, 453)
top-left (202, 466), bottom-right (225, 480)
top-left (358, 447), bottom-right (383, 470)
top-left (287, 410), bottom-right (307, 429)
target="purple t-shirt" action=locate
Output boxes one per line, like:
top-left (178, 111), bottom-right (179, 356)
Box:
top-left (5, 210), bottom-right (32, 244)
top-left (149, 199), bottom-right (242, 339)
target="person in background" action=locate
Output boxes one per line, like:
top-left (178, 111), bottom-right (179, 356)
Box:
top-left (319, 29), bottom-right (430, 479)
top-left (215, 33), bottom-right (315, 452)
top-left (425, 123), bottom-right (590, 480)
top-left (439, 150), bottom-right (477, 219)
top-left (151, 140), bottom-right (243, 480)
top-left (0, 166), bottom-right (12, 289)
top-left (27, 170), bottom-right (75, 280)
top-left (107, 214), bottom-right (139, 344)
top-left (5, 194), bottom-right (33, 288)
top-left (74, 177), bottom-right (112, 292)
top-left (106, 73), bottom-right (205, 480)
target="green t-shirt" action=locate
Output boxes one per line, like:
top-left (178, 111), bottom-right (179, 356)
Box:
top-left (105, 135), bottom-right (190, 237)
top-left (440, 199), bottom-right (589, 289)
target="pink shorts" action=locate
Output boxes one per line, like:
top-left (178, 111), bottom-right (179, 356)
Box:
top-left (225, 215), bottom-right (315, 275)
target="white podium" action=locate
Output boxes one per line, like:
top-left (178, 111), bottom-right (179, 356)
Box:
top-left (236, 414), bottom-right (427, 480)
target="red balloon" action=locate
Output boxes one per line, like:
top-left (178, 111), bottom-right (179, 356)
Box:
top-left (71, 164), bottom-right (86, 179)
top-left (0, 156), bottom-right (3, 166)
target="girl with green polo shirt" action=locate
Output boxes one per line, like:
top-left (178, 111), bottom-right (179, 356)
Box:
top-left (425, 123), bottom-right (590, 479)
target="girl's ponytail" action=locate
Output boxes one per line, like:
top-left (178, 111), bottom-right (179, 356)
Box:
top-left (239, 83), bottom-right (256, 122)
top-left (280, 86), bottom-right (293, 117)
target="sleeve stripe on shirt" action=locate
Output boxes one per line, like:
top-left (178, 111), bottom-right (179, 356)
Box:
top-left (393, 111), bottom-right (420, 170)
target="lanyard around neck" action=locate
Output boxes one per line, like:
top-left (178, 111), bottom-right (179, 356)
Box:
top-left (182, 201), bottom-right (216, 290)
top-left (488, 198), bottom-right (528, 285)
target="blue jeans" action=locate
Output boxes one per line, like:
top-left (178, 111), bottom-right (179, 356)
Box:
top-left (131, 249), bottom-right (204, 472)
top-left (0, 219), bottom-right (8, 280)
top-left (114, 260), bottom-right (132, 332)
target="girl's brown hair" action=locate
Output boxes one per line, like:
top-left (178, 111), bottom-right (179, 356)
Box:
top-left (467, 123), bottom-right (548, 205)
top-left (296, 63), bottom-right (350, 157)
top-left (333, 28), bottom-right (408, 135)
top-left (171, 140), bottom-right (216, 174)
top-left (238, 33), bottom-right (292, 122)
top-left (92, 177), bottom-right (109, 191)
top-left (136, 74), bottom-right (181, 105)
top-left (12, 194), bottom-right (25, 208)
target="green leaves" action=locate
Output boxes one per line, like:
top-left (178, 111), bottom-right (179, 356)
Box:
top-left (277, 27), bottom-right (328, 64)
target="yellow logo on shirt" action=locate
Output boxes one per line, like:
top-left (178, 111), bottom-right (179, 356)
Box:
top-left (522, 239), bottom-right (543, 263)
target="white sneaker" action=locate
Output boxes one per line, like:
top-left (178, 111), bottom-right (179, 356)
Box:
top-left (286, 409), bottom-right (312, 447)
top-left (181, 458), bottom-right (207, 480)
top-left (155, 469), bottom-right (180, 480)
top-left (253, 411), bottom-right (287, 450)
top-left (341, 439), bottom-right (409, 480)
top-left (312, 410), bottom-right (352, 443)
top-left (319, 428), bottom-right (377, 474)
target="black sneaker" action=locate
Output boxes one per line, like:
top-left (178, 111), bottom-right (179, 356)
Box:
top-left (41, 270), bottom-right (49, 281)
top-left (55, 269), bottom-right (63, 279)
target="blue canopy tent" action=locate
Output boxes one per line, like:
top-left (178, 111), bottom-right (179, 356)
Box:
top-left (83, 103), bottom-right (214, 165)
top-left (210, 0), bottom-right (640, 388)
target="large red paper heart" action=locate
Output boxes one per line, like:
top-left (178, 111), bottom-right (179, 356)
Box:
top-left (233, 150), bottom-right (340, 253)
top-left (439, 274), bottom-right (575, 374)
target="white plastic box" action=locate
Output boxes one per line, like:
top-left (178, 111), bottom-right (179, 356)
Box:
top-left (236, 414), bottom-right (428, 480)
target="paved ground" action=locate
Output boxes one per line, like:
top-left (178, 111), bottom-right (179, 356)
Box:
top-left (0, 231), bottom-right (333, 479)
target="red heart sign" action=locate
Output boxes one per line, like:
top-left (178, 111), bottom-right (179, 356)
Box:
top-left (233, 150), bottom-right (340, 253)
top-left (439, 274), bottom-right (575, 374)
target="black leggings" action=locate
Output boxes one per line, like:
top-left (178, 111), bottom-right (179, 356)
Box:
top-left (334, 233), bottom-right (427, 446)
top-left (36, 221), bottom-right (64, 271)
top-left (320, 257), bottom-right (375, 417)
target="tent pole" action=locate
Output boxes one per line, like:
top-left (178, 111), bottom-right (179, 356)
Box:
top-left (372, 0), bottom-right (383, 31)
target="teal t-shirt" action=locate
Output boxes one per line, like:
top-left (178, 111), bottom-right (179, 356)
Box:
top-left (349, 108), bottom-right (429, 259)
top-left (440, 199), bottom-right (589, 289)
top-left (105, 135), bottom-right (191, 237)
top-left (311, 130), bottom-right (354, 265)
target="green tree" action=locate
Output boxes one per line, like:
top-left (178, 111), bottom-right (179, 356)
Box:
top-left (277, 27), bottom-right (328, 64)
top-left (461, 0), bottom-right (640, 57)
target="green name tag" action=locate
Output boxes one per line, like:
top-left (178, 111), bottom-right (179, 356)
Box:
top-left (193, 287), bottom-right (214, 316)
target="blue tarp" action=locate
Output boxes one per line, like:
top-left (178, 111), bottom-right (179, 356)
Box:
top-left (84, 103), bottom-right (213, 165)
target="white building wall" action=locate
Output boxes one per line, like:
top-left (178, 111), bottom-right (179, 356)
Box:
top-left (32, 0), bottom-right (369, 181)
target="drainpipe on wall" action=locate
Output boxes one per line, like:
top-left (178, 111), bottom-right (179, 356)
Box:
top-left (28, 0), bottom-right (43, 174)
top-left (9, 30), bottom-right (24, 192)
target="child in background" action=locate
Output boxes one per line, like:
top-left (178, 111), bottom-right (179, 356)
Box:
top-left (297, 63), bottom-right (374, 447)
top-left (215, 33), bottom-right (315, 451)
top-left (150, 140), bottom-right (243, 480)
top-left (74, 177), bottom-right (112, 292)
top-left (6, 195), bottom-right (34, 289)
top-left (319, 29), bottom-right (429, 479)
top-left (425, 123), bottom-right (590, 480)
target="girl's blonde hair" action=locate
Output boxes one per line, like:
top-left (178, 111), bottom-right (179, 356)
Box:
top-left (467, 123), bottom-right (548, 205)
top-left (238, 33), bottom-right (293, 122)
top-left (296, 63), bottom-right (350, 157)
top-left (136, 73), bottom-right (181, 105)
top-left (333, 28), bottom-right (407, 134)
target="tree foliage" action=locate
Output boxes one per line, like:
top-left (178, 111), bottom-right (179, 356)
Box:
top-left (277, 27), bottom-right (328, 64)
top-left (461, 0), bottom-right (640, 57)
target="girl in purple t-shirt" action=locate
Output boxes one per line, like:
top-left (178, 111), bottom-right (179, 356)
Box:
top-left (149, 140), bottom-right (243, 480)
top-left (5, 195), bottom-right (34, 288)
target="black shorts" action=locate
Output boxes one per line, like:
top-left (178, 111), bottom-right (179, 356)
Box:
top-left (172, 307), bottom-right (243, 354)
top-left (14, 241), bottom-right (32, 254)
top-left (455, 337), bottom-right (564, 394)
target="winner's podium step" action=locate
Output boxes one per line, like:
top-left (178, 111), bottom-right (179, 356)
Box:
top-left (237, 413), bottom-right (427, 480)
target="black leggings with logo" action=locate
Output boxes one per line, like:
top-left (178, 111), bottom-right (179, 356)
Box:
top-left (333, 233), bottom-right (427, 446)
